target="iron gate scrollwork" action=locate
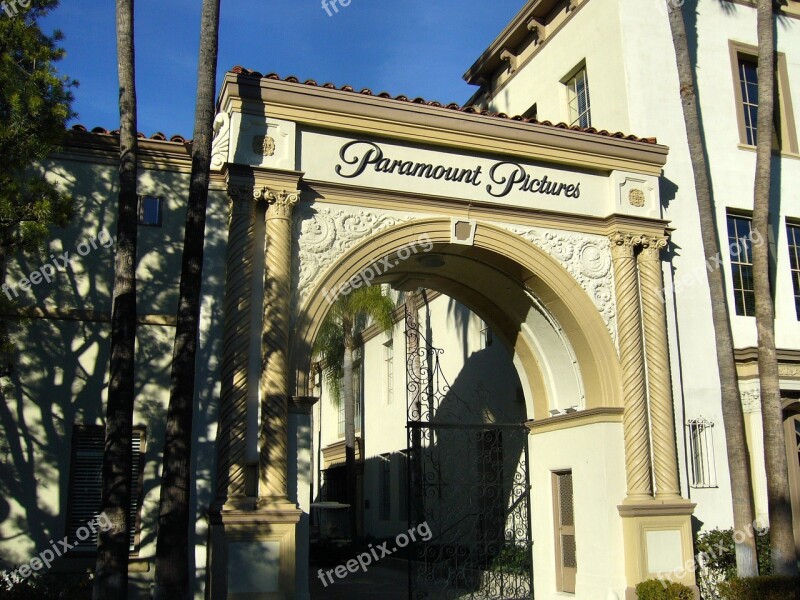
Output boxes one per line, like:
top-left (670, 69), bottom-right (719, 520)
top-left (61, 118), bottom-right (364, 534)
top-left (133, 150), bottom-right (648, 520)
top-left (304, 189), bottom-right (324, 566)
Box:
top-left (405, 305), bottom-right (534, 599)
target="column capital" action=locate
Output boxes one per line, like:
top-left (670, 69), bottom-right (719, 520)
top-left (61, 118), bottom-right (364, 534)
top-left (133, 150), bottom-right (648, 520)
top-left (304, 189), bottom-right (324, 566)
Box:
top-left (226, 184), bottom-right (260, 213)
top-left (261, 188), bottom-right (300, 220)
top-left (638, 235), bottom-right (669, 261)
top-left (608, 232), bottom-right (643, 258)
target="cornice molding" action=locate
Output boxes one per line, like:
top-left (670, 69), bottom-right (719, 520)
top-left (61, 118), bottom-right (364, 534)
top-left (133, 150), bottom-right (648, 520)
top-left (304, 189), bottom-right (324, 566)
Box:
top-left (220, 75), bottom-right (668, 176)
top-left (525, 406), bottom-right (623, 434)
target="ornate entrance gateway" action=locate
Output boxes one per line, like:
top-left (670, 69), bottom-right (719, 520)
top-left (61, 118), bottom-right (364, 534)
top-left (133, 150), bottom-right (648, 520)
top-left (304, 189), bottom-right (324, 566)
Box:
top-left (405, 307), bottom-right (533, 599)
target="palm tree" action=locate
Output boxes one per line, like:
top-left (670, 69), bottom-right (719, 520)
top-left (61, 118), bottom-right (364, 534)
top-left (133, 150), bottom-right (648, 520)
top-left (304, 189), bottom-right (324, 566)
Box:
top-left (152, 0), bottom-right (221, 597)
top-left (314, 284), bottom-right (395, 538)
top-left (751, 0), bottom-right (796, 576)
top-left (665, 0), bottom-right (759, 576)
top-left (94, 0), bottom-right (138, 597)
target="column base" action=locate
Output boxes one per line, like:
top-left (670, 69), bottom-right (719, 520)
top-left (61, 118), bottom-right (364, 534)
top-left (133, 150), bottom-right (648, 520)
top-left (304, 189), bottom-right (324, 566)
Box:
top-left (208, 499), bottom-right (302, 600)
top-left (618, 498), bottom-right (698, 596)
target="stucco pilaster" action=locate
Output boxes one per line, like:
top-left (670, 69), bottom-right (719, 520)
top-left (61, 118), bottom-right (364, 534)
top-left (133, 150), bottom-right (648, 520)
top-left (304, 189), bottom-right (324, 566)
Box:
top-left (609, 232), bottom-right (653, 502)
top-left (638, 235), bottom-right (681, 499)
top-left (259, 188), bottom-right (299, 501)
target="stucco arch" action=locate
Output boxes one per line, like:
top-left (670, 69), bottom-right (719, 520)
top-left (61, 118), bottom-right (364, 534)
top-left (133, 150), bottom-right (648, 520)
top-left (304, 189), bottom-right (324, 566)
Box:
top-left (292, 217), bottom-right (621, 420)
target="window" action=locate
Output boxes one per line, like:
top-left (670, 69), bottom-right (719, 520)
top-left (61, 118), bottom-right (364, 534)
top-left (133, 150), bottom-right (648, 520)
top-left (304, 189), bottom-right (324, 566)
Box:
top-left (553, 470), bottom-right (577, 593)
top-left (66, 425), bottom-right (145, 554)
top-left (687, 418), bottom-right (718, 488)
top-left (738, 57), bottom-right (759, 146)
top-left (379, 454), bottom-right (391, 521)
top-left (137, 195), bottom-right (162, 227)
top-left (523, 103), bottom-right (538, 121)
top-left (727, 215), bottom-right (756, 316)
top-left (337, 349), bottom-right (363, 437)
top-left (788, 224), bottom-right (800, 319)
top-left (564, 66), bottom-right (591, 128)
top-left (398, 452), bottom-right (409, 522)
top-left (384, 340), bottom-right (394, 405)
top-left (480, 323), bottom-right (493, 349)
top-left (730, 42), bottom-right (799, 154)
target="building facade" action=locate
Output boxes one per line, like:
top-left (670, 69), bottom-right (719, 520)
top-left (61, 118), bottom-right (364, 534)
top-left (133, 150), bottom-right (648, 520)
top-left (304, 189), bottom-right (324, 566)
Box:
top-left (0, 1), bottom-right (798, 599)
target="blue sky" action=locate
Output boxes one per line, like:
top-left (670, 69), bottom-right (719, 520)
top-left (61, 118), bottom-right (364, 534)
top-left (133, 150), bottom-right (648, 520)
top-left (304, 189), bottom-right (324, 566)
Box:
top-left (42, 0), bottom-right (524, 137)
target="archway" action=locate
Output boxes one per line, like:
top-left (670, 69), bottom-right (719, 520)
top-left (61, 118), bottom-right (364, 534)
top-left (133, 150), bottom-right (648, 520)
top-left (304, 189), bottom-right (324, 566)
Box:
top-left (293, 217), bottom-right (622, 419)
top-left (295, 216), bottom-right (625, 597)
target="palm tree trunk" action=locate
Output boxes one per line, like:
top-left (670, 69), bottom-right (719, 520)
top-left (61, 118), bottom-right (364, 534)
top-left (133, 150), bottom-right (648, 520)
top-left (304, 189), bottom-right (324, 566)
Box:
top-left (665, 0), bottom-right (759, 576)
top-left (94, 0), bottom-right (138, 596)
top-left (342, 322), bottom-right (357, 539)
top-left (152, 0), bottom-right (221, 597)
top-left (752, 0), bottom-right (796, 576)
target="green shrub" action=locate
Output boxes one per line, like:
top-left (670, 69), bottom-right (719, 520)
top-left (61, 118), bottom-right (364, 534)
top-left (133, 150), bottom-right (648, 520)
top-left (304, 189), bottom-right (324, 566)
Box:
top-left (0, 571), bottom-right (93, 600)
top-left (636, 578), bottom-right (695, 600)
top-left (717, 576), bottom-right (799, 600)
top-left (694, 527), bottom-right (772, 599)
top-left (489, 544), bottom-right (532, 574)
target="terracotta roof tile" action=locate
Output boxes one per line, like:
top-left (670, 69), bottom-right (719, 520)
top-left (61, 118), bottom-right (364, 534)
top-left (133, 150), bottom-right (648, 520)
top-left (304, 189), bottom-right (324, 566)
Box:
top-left (70, 124), bottom-right (190, 144)
top-left (230, 66), bottom-right (657, 144)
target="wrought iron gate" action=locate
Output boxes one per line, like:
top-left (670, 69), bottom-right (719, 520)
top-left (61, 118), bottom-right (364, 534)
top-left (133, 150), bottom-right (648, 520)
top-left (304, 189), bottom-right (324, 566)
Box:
top-left (405, 306), bottom-right (533, 599)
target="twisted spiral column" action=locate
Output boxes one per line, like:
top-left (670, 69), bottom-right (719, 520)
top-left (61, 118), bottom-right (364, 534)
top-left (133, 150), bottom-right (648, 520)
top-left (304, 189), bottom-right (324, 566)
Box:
top-left (638, 236), bottom-right (681, 499)
top-left (259, 189), bottom-right (299, 500)
top-left (216, 185), bottom-right (256, 503)
top-left (610, 233), bottom-right (654, 501)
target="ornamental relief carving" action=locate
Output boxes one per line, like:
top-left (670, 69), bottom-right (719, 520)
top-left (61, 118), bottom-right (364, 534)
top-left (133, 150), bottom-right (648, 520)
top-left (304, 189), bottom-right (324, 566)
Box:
top-left (210, 111), bottom-right (231, 171)
top-left (507, 225), bottom-right (617, 346)
top-left (292, 205), bottom-right (414, 307)
top-left (740, 386), bottom-right (761, 414)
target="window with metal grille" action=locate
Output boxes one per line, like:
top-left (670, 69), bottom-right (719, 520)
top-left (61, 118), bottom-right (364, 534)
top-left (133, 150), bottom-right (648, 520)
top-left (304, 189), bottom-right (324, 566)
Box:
top-left (788, 224), bottom-right (800, 320)
top-left (687, 418), bottom-right (718, 488)
top-left (727, 215), bottom-right (756, 316)
top-left (379, 454), bottom-right (391, 521)
top-left (565, 66), bottom-right (591, 128)
top-left (553, 470), bottom-right (576, 593)
top-left (66, 425), bottom-right (145, 554)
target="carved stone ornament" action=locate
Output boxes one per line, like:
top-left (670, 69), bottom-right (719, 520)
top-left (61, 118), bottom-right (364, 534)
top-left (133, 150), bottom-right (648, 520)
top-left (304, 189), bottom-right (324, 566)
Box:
top-left (740, 385), bottom-right (761, 414)
top-left (629, 188), bottom-right (646, 207)
top-left (253, 135), bottom-right (276, 157)
top-left (293, 206), bottom-right (414, 306)
top-left (210, 112), bottom-right (231, 170)
top-left (508, 225), bottom-right (617, 346)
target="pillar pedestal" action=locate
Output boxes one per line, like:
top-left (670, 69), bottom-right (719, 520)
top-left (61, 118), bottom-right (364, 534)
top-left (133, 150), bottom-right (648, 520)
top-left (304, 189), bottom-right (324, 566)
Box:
top-left (208, 503), bottom-right (301, 600)
top-left (619, 501), bottom-right (698, 599)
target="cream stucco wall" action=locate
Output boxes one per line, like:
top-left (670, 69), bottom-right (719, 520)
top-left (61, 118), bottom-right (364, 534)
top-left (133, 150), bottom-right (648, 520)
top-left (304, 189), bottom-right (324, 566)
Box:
top-left (483, 0), bottom-right (800, 534)
top-left (0, 147), bottom-right (227, 600)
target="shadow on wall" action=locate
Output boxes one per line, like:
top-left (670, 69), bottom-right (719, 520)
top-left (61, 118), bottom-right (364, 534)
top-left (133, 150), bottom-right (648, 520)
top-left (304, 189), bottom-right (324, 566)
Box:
top-left (0, 154), bottom-right (228, 599)
top-left (311, 321), bottom-right (530, 597)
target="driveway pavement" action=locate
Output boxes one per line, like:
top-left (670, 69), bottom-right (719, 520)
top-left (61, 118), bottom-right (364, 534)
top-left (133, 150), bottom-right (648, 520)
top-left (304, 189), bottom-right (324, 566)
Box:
top-left (310, 558), bottom-right (408, 599)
